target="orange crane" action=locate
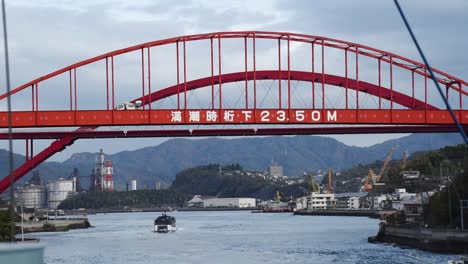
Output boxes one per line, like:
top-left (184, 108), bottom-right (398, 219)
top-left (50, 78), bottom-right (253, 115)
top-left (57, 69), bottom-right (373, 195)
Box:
top-left (364, 169), bottom-right (374, 191)
top-left (402, 150), bottom-right (407, 170)
top-left (274, 191), bottom-right (281, 202)
top-left (364, 147), bottom-right (395, 191)
top-left (308, 172), bottom-right (319, 193)
top-left (327, 169), bottom-right (333, 193)
top-left (373, 147), bottom-right (395, 184)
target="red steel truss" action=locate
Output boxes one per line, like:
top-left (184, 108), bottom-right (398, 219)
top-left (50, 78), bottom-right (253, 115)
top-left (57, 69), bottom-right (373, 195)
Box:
top-left (0, 31), bottom-right (467, 193)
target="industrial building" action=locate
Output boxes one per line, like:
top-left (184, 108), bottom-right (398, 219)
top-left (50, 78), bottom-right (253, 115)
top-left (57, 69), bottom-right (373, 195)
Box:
top-left (13, 149), bottom-right (116, 211)
top-left (15, 184), bottom-right (47, 209)
top-left (48, 178), bottom-right (77, 209)
top-left (203, 198), bottom-right (256, 208)
top-left (91, 149), bottom-right (114, 191)
top-left (188, 195), bottom-right (204, 207)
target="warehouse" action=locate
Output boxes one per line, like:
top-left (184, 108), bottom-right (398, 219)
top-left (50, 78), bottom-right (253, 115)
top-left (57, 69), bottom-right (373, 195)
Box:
top-left (203, 198), bottom-right (256, 208)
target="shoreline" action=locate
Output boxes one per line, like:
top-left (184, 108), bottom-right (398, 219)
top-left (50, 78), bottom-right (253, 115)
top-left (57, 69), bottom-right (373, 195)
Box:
top-left (369, 223), bottom-right (468, 254)
top-left (81, 207), bottom-right (259, 214)
top-left (17, 218), bottom-right (91, 234)
top-left (294, 209), bottom-right (383, 218)
top-left (70, 207), bottom-right (391, 217)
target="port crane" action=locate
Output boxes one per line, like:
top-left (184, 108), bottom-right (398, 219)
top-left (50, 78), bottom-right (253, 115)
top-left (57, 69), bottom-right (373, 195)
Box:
top-left (363, 147), bottom-right (395, 191)
top-left (304, 171), bottom-right (319, 193)
top-left (311, 178), bottom-right (319, 193)
top-left (67, 168), bottom-right (82, 191)
top-left (363, 169), bottom-right (374, 191)
top-left (372, 147), bottom-right (395, 184)
top-left (274, 191), bottom-right (281, 202)
top-left (327, 169), bottom-right (333, 193)
top-left (402, 150), bottom-right (407, 170)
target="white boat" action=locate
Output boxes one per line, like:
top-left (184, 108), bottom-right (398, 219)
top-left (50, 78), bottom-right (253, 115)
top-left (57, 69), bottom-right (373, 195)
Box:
top-left (154, 213), bottom-right (176, 233)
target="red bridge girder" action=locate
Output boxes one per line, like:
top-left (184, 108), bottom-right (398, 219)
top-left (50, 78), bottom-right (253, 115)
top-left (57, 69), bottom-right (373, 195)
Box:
top-left (0, 71), bottom-right (446, 128)
top-left (0, 125), bottom-right (466, 140)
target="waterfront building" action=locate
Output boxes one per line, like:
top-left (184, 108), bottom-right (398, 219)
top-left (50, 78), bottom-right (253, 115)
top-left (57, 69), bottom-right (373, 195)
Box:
top-left (308, 192), bottom-right (336, 210)
top-left (401, 200), bottom-right (423, 223)
top-left (348, 197), bottom-right (360, 209)
top-left (203, 198), bottom-right (256, 208)
top-left (332, 192), bottom-right (366, 210)
top-left (188, 195), bottom-right (204, 207)
top-left (373, 195), bottom-right (391, 210)
top-left (335, 196), bottom-right (349, 209)
top-left (295, 196), bottom-right (309, 210)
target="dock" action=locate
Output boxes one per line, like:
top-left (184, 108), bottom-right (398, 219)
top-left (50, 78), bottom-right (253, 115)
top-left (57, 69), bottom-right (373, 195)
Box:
top-left (369, 223), bottom-right (468, 254)
top-left (17, 218), bottom-right (91, 233)
top-left (294, 209), bottom-right (381, 218)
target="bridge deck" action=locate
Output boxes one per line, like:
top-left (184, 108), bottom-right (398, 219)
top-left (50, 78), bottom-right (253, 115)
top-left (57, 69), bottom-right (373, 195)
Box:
top-left (1, 109), bottom-right (467, 128)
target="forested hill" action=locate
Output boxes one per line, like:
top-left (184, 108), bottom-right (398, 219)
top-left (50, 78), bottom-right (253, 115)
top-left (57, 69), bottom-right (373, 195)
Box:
top-left (170, 164), bottom-right (310, 200)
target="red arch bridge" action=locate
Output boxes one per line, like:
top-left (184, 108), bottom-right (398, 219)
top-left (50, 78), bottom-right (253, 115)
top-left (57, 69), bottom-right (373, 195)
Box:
top-left (1, 31), bottom-right (467, 193)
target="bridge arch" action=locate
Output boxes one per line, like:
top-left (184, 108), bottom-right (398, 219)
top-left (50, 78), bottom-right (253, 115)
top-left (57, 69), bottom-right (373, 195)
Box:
top-left (1, 31), bottom-right (467, 107)
top-left (137, 70), bottom-right (438, 111)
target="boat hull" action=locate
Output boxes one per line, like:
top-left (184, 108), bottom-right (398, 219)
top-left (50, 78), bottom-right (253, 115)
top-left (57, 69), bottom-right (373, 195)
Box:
top-left (154, 224), bottom-right (176, 233)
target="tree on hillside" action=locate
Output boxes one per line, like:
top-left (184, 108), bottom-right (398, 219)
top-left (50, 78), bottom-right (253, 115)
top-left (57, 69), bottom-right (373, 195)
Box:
top-left (0, 208), bottom-right (13, 241)
top-left (423, 144), bottom-right (468, 228)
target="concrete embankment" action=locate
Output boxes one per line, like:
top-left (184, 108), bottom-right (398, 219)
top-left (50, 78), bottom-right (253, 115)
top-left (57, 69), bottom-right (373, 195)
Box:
top-left (369, 224), bottom-right (468, 254)
top-left (18, 218), bottom-right (91, 233)
top-left (294, 210), bottom-right (381, 218)
top-left (87, 208), bottom-right (158, 214)
top-left (87, 207), bottom-right (258, 214)
top-left (178, 207), bottom-right (257, 212)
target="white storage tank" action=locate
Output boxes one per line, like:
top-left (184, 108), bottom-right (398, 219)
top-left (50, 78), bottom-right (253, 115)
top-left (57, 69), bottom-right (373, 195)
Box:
top-left (48, 178), bottom-right (76, 209)
top-left (16, 184), bottom-right (47, 209)
top-left (131, 180), bottom-right (137, 191)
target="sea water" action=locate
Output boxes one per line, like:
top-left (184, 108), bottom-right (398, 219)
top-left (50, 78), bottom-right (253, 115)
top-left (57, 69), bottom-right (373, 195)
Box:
top-left (26, 211), bottom-right (459, 264)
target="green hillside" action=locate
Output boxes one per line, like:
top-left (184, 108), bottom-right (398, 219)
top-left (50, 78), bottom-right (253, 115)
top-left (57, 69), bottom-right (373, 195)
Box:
top-left (171, 164), bottom-right (310, 200)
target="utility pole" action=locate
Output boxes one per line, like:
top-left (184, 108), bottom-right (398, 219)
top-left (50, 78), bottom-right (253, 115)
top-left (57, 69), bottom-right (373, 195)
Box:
top-left (442, 162), bottom-right (453, 227)
top-left (460, 200), bottom-right (465, 230)
top-left (448, 184), bottom-right (453, 227)
top-left (18, 203), bottom-right (23, 242)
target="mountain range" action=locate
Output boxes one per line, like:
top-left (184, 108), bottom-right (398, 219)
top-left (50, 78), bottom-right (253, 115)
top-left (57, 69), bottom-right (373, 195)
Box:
top-left (0, 133), bottom-right (463, 190)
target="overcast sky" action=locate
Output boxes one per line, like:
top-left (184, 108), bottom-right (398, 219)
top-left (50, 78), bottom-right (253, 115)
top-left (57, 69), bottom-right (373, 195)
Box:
top-left (1, 0), bottom-right (467, 161)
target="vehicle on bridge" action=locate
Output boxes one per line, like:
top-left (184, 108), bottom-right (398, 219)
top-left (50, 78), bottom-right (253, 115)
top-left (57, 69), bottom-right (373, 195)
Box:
top-left (115, 100), bottom-right (142, 110)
